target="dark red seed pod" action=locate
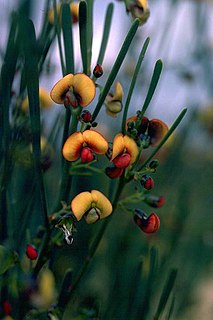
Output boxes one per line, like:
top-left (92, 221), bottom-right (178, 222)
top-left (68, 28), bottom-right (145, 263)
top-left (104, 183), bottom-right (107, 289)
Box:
top-left (134, 210), bottom-right (160, 233)
top-left (26, 244), bottom-right (38, 260)
top-left (2, 301), bottom-right (12, 316)
top-left (80, 147), bottom-right (94, 163)
top-left (93, 64), bottom-right (103, 78)
top-left (105, 167), bottom-right (124, 179)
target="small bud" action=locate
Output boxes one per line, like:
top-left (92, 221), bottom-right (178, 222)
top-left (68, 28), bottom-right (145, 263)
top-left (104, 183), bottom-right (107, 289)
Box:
top-left (91, 121), bottom-right (98, 127)
top-left (105, 167), bottom-right (124, 179)
top-left (93, 64), bottom-right (103, 78)
top-left (141, 175), bottom-right (154, 190)
top-left (80, 147), bottom-right (94, 163)
top-left (149, 159), bottom-right (159, 170)
top-left (26, 244), bottom-right (38, 260)
top-left (134, 209), bottom-right (160, 233)
top-left (2, 301), bottom-right (12, 316)
top-left (139, 133), bottom-right (150, 148)
top-left (145, 195), bottom-right (165, 208)
top-left (80, 110), bottom-right (92, 123)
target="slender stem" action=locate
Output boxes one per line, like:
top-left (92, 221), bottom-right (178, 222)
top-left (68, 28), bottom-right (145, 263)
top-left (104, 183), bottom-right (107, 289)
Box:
top-left (53, 0), bottom-right (66, 75)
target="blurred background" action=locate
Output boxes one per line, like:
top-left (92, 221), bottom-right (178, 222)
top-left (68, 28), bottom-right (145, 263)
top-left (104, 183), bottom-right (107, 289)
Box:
top-left (1, 0), bottom-right (213, 319)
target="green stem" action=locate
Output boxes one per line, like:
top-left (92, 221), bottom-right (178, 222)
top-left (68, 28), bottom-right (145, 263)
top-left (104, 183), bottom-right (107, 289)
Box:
top-left (121, 37), bottom-right (150, 133)
top-left (92, 19), bottom-right (140, 121)
top-left (53, 0), bottom-right (66, 75)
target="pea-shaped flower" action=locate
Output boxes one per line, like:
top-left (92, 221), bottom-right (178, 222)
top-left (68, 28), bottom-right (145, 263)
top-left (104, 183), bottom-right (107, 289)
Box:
top-left (105, 81), bottom-right (123, 117)
top-left (71, 190), bottom-right (113, 224)
top-left (111, 133), bottom-right (139, 168)
top-left (62, 130), bottom-right (108, 162)
top-left (50, 73), bottom-right (96, 108)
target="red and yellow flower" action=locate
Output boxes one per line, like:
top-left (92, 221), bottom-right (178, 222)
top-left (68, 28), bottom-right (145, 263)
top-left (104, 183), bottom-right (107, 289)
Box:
top-left (62, 130), bottom-right (108, 162)
top-left (48, 2), bottom-right (79, 25)
top-left (71, 190), bottom-right (113, 224)
top-left (128, 0), bottom-right (150, 25)
top-left (50, 73), bottom-right (96, 108)
top-left (21, 87), bottom-right (52, 112)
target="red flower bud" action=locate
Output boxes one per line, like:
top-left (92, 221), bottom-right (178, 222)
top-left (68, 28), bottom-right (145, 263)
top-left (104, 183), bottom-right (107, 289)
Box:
top-left (80, 110), bottom-right (92, 123)
top-left (26, 244), bottom-right (38, 260)
top-left (112, 153), bottom-right (131, 168)
top-left (134, 210), bottom-right (160, 233)
top-left (105, 167), bottom-right (124, 179)
top-left (80, 147), bottom-right (94, 163)
top-left (93, 64), bottom-right (103, 78)
top-left (141, 175), bottom-right (154, 190)
top-left (147, 195), bottom-right (165, 208)
top-left (2, 301), bottom-right (12, 316)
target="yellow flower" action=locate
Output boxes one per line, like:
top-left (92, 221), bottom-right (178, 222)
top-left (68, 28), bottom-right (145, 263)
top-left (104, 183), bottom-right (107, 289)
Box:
top-left (71, 190), bottom-right (113, 224)
top-left (128, 0), bottom-right (150, 25)
top-left (21, 87), bottom-right (52, 112)
top-left (105, 81), bottom-right (123, 117)
top-left (48, 2), bottom-right (79, 25)
top-left (30, 268), bottom-right (56, 308)
top-left (50, 73), bottom-right (96, 108)
top-left (111, 133), bottom-right (139, 168)
top-left (62, 130), bottom-right (108, 162)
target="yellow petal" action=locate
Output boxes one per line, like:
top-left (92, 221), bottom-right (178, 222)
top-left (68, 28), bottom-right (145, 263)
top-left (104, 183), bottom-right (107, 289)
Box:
top-left (62, 132), bottom-right (84, 161)
top-left (71, 191), bottom-right (93, 221)
top-left (109, 81), bottom-right (123, 102)
top-left (50, 74), bottom-right (74, 104)
top-left (91, 190), bottom-right (113, 219)
top-left (72, 73), bottom-right (96, 107)
top-left (137, 0), bottom-right (148, 11)
top-left (47, 4), bottom-right (61, 25)
top-left (39, 87), bottom-right (53, 108)
top-left (148, 119), bottom-right (169, 147)
top-left (123, 135), bottom-right (139, 163)
top-left (111, 133), bottom-right (125, 161)
top-left (82, 130), bottom-right (108, 154)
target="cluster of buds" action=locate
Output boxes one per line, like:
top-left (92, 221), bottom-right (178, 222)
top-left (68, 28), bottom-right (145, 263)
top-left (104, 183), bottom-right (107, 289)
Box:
top-left (126, 113), bottom-right (168, 148)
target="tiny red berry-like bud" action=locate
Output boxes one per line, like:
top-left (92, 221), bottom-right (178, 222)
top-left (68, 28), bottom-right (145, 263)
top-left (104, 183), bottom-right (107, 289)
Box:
top-left (80, 147), bottom-right (94, 163)
top-left (26, 244), bottom-right (38, 260)
top-left (2, 301), bottom-right (12, 316)
top-left (112, 153), bottom-right (131, 168)
top-left (93, 64), bottom-right (103, 78)
top-left (105, 167), bottom-right (124, 179)
top-left (145, 195), bottom-right (165, 208)
top-left (81, 110), bottom-right (92, 123)
top-left (134, 210), bottom-right (160, 233)
top-left (141, 175), bottom-right (154, 190)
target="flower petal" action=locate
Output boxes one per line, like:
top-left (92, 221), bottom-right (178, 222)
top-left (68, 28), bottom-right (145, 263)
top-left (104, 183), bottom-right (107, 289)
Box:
top-left (148, 119), bottom-right (168, 147)
top-left (82, 130), bottom-right (108, 154)
top-left (91, 190), bottom-right (113, 219)
top-left (21, 87), bottom-right (52, 112)
top-left (71, 191), bottom-right (93, 221)
top-left (62, 132), bottom-right (84, 161)
top-left (50, 74), bottom-right (74, 104)
top-left (111, 133), bottom-right (125, 161)
top-left (72, 73), bottom-right (96, 107)
top-left (123, 135), bottom-right (139, 163)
